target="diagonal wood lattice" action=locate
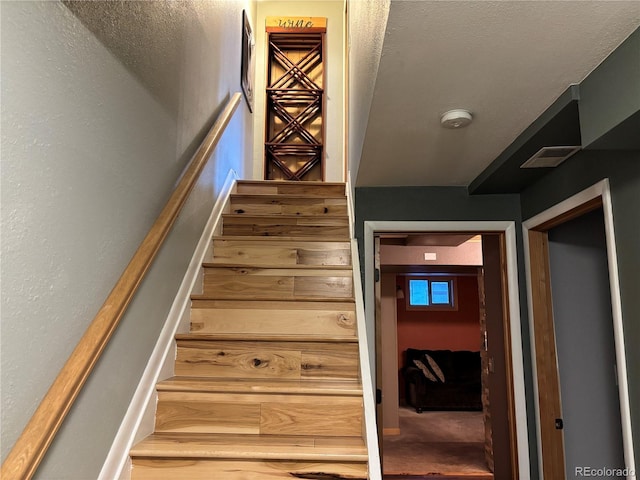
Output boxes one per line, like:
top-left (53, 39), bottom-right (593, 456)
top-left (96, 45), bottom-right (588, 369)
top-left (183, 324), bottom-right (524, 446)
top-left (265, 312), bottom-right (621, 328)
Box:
top-left (265, 32), bottom-right (325, 181)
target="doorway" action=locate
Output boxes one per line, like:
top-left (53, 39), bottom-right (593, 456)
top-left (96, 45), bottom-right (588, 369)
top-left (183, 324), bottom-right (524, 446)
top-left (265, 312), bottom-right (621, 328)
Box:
top-left (363, 221), bottom-right (530, 479)
top-left (379, 245), bottom-right (488, 477)
top-left (523, 180), bottom-right (635, 480)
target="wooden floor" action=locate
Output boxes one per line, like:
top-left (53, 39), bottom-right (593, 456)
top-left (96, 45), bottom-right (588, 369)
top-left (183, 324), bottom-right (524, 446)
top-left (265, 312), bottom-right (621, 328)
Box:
top-left (130, 181), bottom-right (368, 479)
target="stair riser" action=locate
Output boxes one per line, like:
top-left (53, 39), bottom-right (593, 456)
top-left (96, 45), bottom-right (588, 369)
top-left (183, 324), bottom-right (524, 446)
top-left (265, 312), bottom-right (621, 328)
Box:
top-left (202, 267), bottom-right (353, 300)
top-left (211, 240), bottom-right (351, 266)
top-left (131, 458), bottom-right (367, 480)
top-left (236, 182), bottom-right (346, 196)
top-left (155, 392), bottom-right (363, 436)
top-left (222, 216), bottom-right (349, 238)
top-left (175, 340), bottom-right (359, 380)
top-left (230, 196), bottom-right (347, 216)
top-left (191, 303), bottom-right (356, 336)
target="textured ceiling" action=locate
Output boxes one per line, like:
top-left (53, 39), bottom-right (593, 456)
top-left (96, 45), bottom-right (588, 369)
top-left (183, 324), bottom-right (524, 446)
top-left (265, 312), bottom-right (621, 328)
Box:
top-left (355, 1), bottom-right (640, 187)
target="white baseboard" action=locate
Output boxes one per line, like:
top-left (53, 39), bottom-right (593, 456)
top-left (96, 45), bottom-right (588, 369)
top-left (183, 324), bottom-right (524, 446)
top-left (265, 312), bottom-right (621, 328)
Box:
top-left (98, 169), bottom-right (238, 480)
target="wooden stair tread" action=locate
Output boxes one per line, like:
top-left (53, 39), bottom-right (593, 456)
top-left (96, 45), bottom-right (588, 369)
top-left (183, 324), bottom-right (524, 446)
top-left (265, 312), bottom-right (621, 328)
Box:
top-left (223, 213), bottom-right (349, 220)
top-left (191, 294), bottom-right (355, 303)
top-left (203, 263), bottom-right (351, 271)
top-left (156, 377), bottom-right (363, 395)
top-left (237, 180), bottom-right (346, 186)
top-left (131, 433), bottom-right (367, 461)
top-left (230, 194), bottom-right (346, 200)
top-left (175, 333), bottom-right (358, 343)
top-left (213, 235), bottom-right (350, 242)
top-left (190, 298), bottom-right (355, 309)
top-left (191, 294), bottom-right (355, 310)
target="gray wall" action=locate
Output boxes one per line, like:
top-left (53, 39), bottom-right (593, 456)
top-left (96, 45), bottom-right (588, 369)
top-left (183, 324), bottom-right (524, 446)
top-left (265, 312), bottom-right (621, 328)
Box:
top-left (354, 186), bottom-right (539, 479)
top-left (548, 209), bottom-right (625, 477)
top-left (579, 28), bottom-right (640, 149)
top-left (0, 1), bottom-right (255, 477)
top-left (521, 149), bottom-right (640, 475)
top-left (347, 0), bottom-right (390, 192)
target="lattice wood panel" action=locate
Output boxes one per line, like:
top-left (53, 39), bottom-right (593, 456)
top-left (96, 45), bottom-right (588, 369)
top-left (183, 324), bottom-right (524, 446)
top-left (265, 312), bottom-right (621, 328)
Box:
top-left (265, 32), bottom-right (325, 181)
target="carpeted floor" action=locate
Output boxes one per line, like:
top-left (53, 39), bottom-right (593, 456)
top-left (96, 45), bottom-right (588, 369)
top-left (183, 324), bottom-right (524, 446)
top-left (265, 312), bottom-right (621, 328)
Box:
top-left (383, 406), bottom-right (493, 478)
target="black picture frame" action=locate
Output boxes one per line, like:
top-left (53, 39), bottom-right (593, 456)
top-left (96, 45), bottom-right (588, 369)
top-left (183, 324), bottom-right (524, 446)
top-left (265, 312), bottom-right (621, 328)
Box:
top-left (241, 10), bottom-right (254, 113)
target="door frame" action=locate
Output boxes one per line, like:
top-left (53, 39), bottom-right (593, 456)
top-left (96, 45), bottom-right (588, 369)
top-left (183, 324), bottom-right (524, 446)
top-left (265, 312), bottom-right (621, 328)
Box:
top-left (522, 179), bottom-right (636, 480)
top-left (363, 220), bottom-right (530, 479)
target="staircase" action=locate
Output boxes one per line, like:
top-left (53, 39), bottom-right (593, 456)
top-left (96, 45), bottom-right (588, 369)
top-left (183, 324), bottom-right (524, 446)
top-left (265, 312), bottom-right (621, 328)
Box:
top-left (130, 181), bottom-right (369, 479)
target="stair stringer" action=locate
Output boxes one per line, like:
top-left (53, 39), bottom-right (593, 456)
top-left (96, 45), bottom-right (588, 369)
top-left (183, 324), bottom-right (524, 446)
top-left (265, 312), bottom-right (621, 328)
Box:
top-left (350, 238), bottom-right (382, 480)
top-left (98, 169), bottom-right (239, 480)
top-left (346, 176), bottom-right (382, 480)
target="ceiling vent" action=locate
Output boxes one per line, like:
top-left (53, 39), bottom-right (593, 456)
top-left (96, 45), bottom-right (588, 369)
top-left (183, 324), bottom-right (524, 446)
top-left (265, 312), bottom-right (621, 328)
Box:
top-left (520, 146), bottom-right (581, 169)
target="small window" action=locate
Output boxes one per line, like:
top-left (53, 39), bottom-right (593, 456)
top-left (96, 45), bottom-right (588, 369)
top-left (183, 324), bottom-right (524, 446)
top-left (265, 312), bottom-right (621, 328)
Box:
top-left (430, 281), bottom-right (451, 304)
top-left (409, 279), bottom-right (430, 306)
top-left (406, 276), bottom-right (457, 310)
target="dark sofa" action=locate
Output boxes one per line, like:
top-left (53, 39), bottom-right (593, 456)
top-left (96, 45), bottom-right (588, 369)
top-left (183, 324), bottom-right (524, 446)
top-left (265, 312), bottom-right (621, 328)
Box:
top-left (402, 348), bottom-right (482, 412)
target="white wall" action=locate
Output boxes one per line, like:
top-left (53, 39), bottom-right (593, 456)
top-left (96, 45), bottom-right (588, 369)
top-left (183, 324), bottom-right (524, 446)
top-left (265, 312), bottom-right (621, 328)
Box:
top-left (252, 0), bottom-right (345, 182)
top-left (0, 1), bottom-right (255, 477)
top-left (347, 0), bottom-right (390, 191)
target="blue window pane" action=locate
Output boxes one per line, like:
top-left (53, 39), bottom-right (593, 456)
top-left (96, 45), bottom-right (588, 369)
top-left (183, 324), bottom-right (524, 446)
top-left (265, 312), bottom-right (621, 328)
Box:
top-left (431, 281), bottom-right (450, 304)
top-left (409, 279), bottom-right (429, 305)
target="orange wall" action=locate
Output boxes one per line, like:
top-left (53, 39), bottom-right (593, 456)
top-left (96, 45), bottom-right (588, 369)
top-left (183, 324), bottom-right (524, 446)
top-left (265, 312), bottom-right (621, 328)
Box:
top-left (396, 274), bottom-right (481, 370)
top-left (397, 274), bottom-right (481, 399)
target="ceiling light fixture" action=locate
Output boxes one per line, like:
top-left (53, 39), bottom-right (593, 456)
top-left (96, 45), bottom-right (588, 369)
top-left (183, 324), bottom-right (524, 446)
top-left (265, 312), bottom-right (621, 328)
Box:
top-left (440, 109), bottom-right (473, 129)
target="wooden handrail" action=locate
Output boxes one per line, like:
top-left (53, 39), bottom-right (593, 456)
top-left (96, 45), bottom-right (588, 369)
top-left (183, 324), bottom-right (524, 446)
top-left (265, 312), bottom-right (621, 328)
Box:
top-left (1, 92), bottom-right (242, 480)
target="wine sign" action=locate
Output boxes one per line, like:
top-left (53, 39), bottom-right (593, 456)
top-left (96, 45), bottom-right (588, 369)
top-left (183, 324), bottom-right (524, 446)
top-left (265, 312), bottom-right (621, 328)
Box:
top-left (266, 16), bottom-right (327, 32)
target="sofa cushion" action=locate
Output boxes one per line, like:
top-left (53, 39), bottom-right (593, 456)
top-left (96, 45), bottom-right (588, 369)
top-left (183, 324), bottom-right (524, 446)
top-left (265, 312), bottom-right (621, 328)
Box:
top-left (405, 348), bottom-right (426, 364)
top-left (425, 350), bottom-right (453, 379)
top-left (425, 353), bottom-right (445, 382)
top-left (413, 359), bottom-right (437, 381)
top-left (404, 349), bottom-right (480, 382)
top-left (403, 348), bottom-right (482, 411)
top-left (451, 350), bottom-right (481, 382)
